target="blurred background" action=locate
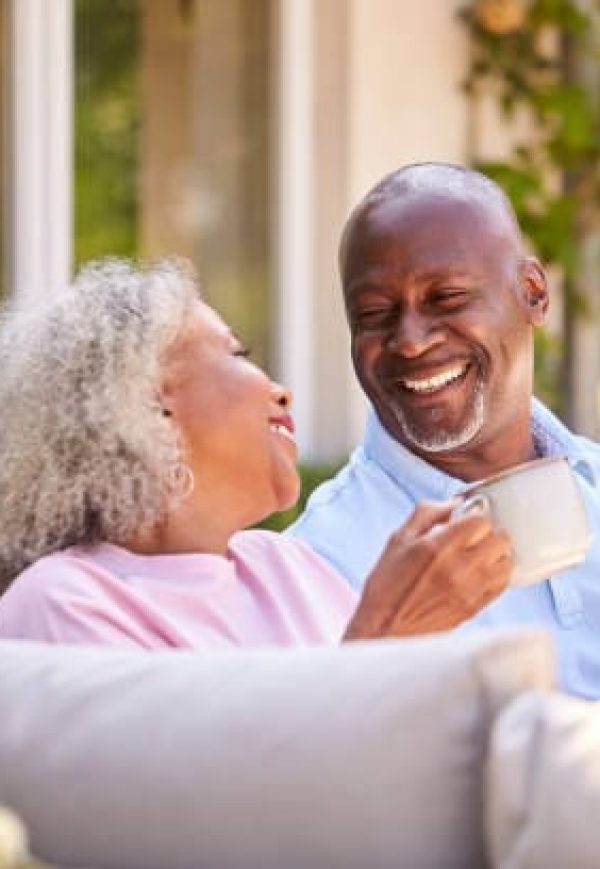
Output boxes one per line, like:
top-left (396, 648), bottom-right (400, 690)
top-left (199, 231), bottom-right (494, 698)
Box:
top-left (1, 0), bottom-right (600, 523)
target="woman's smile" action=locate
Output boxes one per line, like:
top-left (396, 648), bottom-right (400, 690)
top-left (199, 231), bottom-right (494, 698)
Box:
top-left (268, 412), bottom-right (296, 443)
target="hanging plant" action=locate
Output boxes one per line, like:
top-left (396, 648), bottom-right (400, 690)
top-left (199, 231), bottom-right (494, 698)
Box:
top-left (474, 0), bottom-right (528, 34)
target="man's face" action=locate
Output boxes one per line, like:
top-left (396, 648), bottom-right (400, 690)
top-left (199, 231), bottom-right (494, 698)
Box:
top-left (342, 193), bottom-right (546, 470)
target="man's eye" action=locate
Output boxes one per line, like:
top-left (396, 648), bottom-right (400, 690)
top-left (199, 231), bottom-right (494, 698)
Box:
top-left (233, 346), bottom-right (251, 358)
top-left (431, 290), bottom-right (470, 309)
top-left (354, 309), bottom-right (394, 329)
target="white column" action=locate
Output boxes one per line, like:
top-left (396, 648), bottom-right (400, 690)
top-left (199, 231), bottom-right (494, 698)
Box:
top-left (343, 0), bottom-right (470, 448)
top-left (273, 0), bottom-right (316, 458)
top-left (8, 0), bottom-right (73, 302)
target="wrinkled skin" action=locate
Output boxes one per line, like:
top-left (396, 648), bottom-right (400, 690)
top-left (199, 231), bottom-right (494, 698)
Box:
top-left (341, 192), bottom-right (548, 482)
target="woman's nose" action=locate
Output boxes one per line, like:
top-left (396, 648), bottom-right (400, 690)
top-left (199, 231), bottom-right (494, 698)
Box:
top-left (271, 382), bottom-right (292, 410)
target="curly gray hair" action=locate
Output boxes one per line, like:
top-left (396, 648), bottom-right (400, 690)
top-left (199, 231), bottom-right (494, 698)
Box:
top-left (0, 258), bottom-right (200, 591)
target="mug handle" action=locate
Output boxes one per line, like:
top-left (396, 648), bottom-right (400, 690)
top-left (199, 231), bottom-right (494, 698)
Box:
top-left (452, 492), bottom-right (490, 519)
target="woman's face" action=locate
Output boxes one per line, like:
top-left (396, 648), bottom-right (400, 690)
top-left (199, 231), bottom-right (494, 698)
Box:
top-left (161, 301), bottom-right (300, 528)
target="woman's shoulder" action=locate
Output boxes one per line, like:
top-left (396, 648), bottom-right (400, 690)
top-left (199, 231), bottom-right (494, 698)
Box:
top-left (231, 528), bottom-right (313, 555)
top-left (0, 544), bottom-right (164, 647)
top-left (230, 529), bottom-right (345, 576)
top-left (229, 530), bottom-right (358, 615)
top-left (2, 545), bottom-right (117, 602)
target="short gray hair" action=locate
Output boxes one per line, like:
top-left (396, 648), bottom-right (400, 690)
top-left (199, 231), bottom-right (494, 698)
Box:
top-left (340, 162), bottom-right (522, 264)
top-left (0, 258), bottom-right (200, 591)
top-left (364, 162), bottom-right (517, 217)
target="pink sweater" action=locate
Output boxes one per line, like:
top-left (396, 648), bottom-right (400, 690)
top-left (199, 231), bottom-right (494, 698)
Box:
top-left (0, 531), bottom-right (358, 649)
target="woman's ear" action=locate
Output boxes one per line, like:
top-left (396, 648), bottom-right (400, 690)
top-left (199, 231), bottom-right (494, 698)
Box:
top-left (519, 257), bottom-right (549, 326)
top-left (158, 380), bottom-right (175, 419)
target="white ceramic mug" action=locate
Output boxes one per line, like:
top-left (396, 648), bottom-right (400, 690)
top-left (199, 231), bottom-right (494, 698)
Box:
top-left (456, 456), bottom-right (592, 587)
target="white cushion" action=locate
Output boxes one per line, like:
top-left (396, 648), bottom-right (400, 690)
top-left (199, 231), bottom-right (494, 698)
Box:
top-left (0, 631), bottom-right (552, 869)
top-left (486, 691), bottom-right (600, 869)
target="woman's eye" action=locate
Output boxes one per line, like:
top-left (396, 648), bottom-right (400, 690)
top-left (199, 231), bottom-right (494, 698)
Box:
top-left (233, 346), bottom-right (251, 358)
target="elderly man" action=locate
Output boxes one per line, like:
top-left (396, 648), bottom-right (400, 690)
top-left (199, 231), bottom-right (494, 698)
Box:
top-left (290, 162), bottom-right (600, 697)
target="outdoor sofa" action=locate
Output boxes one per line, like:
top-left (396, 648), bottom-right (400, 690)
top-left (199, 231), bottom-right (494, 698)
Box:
top-left (0, 629), bottom-right (598, 868)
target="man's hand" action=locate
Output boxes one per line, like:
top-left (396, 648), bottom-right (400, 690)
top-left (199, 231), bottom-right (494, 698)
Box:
top-left (343, 501), bottom-right (512, 640)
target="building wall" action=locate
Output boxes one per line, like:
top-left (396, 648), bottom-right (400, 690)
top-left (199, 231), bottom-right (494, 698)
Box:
top-left (289, 0), bottom-right (473, 459)
top-left (140, 0), bottom-right (271, 369)
top-left (346, 0), bottom-right (468, 200)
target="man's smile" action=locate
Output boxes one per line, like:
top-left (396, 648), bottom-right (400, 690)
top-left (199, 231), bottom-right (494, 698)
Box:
top-left (396, 360), bottom-right (471, 395)
top-left (385, 358), bottom-right (478, 410)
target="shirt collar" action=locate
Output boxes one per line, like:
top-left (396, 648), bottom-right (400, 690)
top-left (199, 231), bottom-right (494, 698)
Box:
top-left (362, 397), bottom-right (595, 497)
top-left (362, 407), bottom-right (464, 499)
top-left (530, 397), bottom-right (598, 486)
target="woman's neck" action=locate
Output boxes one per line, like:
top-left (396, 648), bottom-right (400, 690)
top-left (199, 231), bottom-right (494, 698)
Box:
top-left (123, 503), bottom-right (241, 558)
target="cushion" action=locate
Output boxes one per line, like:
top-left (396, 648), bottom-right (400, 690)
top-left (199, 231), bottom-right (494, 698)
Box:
top-left (0, 630), bottom-right (553, 869)
top-left (486, 690), bottom-right (600, 869)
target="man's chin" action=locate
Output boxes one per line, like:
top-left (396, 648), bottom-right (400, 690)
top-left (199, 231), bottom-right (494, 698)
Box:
top-left (374, 371), bottom-right (486, 455)
top-left (401, 422), bottom-right (482, 454)
top-left (389, 402), bottom-right (485, 456)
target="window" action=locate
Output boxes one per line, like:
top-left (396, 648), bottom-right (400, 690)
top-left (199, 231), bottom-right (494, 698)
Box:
top-left (75, 0), bottom-right (271, 365)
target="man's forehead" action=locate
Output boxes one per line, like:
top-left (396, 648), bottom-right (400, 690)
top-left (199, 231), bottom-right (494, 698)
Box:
top-left (340, 194), bottom-right (521, 297)
top-left (344, 192), bottom-right (516, 262)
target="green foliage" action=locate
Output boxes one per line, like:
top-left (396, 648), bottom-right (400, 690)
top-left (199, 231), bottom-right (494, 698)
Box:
top-left (460, 1), bottom-right (600, 410)
top-left (534, 327), bottom-right (563, 412)
top-left (258, 463), bottom-right (342, 532)
top-left (74, 0), bottom-right (139, 265)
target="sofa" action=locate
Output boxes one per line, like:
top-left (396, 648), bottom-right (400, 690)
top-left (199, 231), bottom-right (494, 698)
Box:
top-left (0, 630), bottom-right (598, 869)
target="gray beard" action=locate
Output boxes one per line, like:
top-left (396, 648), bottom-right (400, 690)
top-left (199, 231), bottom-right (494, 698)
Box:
top-left (394, 377), bottom-right (485, 455)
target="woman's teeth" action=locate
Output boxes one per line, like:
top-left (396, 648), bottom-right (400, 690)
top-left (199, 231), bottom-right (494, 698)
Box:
top-left (401, 362), bottom-right (469, 394)
top-left (270, 423), bottom-right (295, 442)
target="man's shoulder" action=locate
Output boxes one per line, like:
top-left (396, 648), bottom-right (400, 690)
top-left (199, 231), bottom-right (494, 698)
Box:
top-left (572, 431), bottom-right (600, 458)
top-left (534, 399), bottom-right (600, 459)
top-left (533, 400), bottom-right (600, 487)
top-left (570, 433), bottom-right (600, 486)
top-left (291, 448), bottom-right (416, 530)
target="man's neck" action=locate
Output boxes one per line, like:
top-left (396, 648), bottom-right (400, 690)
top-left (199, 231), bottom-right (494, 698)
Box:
top-left (409, 426), bottom-right (537, 483)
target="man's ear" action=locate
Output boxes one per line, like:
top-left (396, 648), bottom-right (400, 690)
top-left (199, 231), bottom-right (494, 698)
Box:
top-left (519, 257), bottom-right (549, 326)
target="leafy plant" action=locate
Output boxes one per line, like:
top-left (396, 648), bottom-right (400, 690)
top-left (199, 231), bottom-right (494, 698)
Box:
top-left (460, 0), bottom-right (600, 413)
top-left (74, 0), bottom-right (139, 265)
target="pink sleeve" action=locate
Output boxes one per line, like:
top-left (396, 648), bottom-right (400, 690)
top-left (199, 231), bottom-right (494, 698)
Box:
top-left (0, 557), bottom-right (160, 649)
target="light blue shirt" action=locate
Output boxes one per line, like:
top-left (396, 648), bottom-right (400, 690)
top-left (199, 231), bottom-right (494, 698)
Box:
top-left (289, 399), bottom-right (600, 698)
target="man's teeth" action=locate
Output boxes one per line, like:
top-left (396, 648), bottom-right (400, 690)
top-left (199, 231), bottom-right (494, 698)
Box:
top-left (401, 363), bottom-right (468, 393)
top-left (270, 423), bottom-right (295, 441)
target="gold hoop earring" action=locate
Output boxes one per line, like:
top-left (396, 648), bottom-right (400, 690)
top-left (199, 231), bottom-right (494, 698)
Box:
top-left (169, 463), bottom-right (195, 500)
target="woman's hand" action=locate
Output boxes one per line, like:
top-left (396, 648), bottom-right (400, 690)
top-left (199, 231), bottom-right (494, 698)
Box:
top-left (343, 501), bottom-right (512, 640)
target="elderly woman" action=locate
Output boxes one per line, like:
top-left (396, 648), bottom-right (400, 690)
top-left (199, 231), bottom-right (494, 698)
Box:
top-left (0, 260), bottom-right (511, 647)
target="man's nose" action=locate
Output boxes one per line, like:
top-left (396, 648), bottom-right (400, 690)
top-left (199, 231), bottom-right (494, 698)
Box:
top-left (387, 310), bottom-right (445, 358)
